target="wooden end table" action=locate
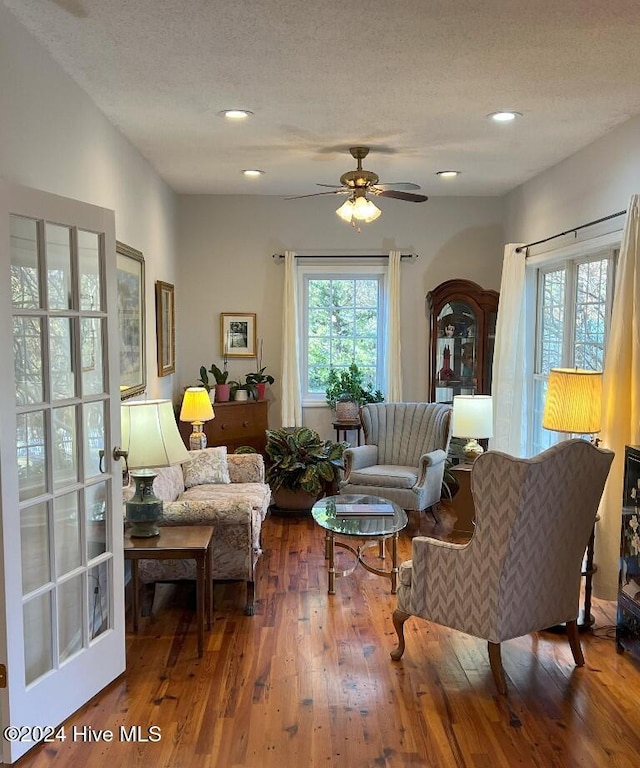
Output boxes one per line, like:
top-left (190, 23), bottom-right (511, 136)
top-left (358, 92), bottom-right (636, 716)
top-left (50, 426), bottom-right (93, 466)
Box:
top-left (124, 525), bottom-right (214, 657)
top-left (332, 420), bottom-right (362, 446)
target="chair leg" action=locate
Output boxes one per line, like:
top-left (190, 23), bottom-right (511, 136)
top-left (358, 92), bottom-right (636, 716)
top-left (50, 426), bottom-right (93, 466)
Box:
top-left (488, 641), bottom-right (508, 695)
top-left (566, 619), bottom-right (585, 666)
top-left (244, 581), bottom-right (255, 616)
top-left (427, 505), bottom-right (440, 524)
top-left (390, 610), bottom-right (410, 660)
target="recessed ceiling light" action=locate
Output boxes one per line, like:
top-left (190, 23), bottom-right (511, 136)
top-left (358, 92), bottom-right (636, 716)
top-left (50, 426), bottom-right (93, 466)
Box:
top-left (220, 109), bottom-right (253, 120)
top-left (488, 111), bottom-right (522, 122)
top-left (436, 171), bottom-right (461, 178)
top-left (242, 169), bottom-right (265, 177)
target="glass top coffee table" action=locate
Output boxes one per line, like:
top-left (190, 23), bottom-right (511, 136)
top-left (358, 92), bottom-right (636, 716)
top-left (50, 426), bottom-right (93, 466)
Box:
top-left (312, 494), bottom-right (408, 594)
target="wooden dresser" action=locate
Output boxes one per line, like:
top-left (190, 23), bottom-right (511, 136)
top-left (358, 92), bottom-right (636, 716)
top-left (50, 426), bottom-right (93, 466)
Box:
top-left (179, 400), bottom-right (268, 454)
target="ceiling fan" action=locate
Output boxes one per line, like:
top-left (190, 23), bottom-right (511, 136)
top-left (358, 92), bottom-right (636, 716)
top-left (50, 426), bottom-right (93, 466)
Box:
top-left (288, 146), bottom-right (428, 226)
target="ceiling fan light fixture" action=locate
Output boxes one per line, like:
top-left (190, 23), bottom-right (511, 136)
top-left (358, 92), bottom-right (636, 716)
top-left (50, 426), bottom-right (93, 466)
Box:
top-left (352, 196), bottom-right (381, 222)
top-left (336, 198), bottom-right (355, 222)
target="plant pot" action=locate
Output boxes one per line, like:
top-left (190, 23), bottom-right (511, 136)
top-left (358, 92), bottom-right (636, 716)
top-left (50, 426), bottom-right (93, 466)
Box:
top-left (336, 399), bottom-right (359, 422)
top-left (272, 487), bottom-right (320, 513)
top-left (256, 382), bottom-right (267, 401)
top-left (234, 389), bottom-right (248, 401)
top-left (215, 383), bottom-right (231, 402)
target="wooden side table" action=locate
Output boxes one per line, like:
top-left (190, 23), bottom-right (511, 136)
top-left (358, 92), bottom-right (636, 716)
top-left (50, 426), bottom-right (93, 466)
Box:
top-left (124, 525), bottom-right (214, 657)
top-left (333, 420), bottom-right (362, 446)
top-left (449, 464), bottom-right (475, 535)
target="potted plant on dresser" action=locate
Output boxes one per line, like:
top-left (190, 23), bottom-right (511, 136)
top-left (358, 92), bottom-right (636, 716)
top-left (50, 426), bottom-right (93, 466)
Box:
top-left (199, 363), bottom-right (231, 402)
top-left (245, 367), bottom-right (275, 401)
top-left (265, 426), bottom-right (348, 513)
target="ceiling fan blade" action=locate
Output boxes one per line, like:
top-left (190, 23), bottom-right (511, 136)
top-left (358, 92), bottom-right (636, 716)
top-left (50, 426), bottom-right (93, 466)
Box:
top-left (285, 190), bottom-right (345, 200)
top-left (316, 183), bottom-right (345, 189)
top-left (374, 182), bottom-right (421, 191)
top-left (376, 189), bottom-right (429, 202)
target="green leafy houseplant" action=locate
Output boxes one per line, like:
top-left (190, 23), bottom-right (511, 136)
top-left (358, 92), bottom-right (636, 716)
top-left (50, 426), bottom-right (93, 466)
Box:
top-left (265, 426), bottom-right (348, 497)
top-left (199, 363), bottom-right (228, 391)
top-left (246, 366), bottom-right (275, 387)
top-left (325, 363), bottom-right (384, 410)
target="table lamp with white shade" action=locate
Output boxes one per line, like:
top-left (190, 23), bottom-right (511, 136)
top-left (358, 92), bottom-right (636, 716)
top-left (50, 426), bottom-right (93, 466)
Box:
top-left (452, 394), bottom-right (494, 462)
top-left (180, 387), bottom-right (215, 450)
top-left (120, 399), bottom-right (190, 537)
top-left (542, 368), bottom-right (603, 442)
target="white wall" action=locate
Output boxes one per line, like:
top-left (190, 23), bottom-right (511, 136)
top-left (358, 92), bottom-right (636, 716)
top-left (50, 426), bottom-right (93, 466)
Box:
top-left (177, 194), bottom-right (505, 436)
top-left (0, 4), bottom-right (179, 400)
top-left (505, 115), bottom-right (640, 602)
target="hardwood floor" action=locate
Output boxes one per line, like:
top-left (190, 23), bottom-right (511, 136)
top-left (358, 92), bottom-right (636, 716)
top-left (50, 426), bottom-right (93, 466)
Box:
top-left (17, 509), bottom-right (640, 768)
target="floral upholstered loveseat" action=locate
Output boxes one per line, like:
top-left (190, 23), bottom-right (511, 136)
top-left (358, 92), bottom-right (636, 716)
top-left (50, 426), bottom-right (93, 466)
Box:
top-left (134, 449), bottom-right (271, 615)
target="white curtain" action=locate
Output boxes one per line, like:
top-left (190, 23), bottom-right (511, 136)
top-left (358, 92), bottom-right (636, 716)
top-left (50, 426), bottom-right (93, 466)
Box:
top-left (281, 250), bottom-right (302, 426)
top-left (594, 195), bottom-right (640, 600)
top-left (489, 243), bottom-right (527, 455)
top-left (385, 250), bottom-right (403, 401)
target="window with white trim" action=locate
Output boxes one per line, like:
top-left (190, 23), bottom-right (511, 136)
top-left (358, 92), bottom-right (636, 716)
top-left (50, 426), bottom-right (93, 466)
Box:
top-left (528, 246), bottom-right (617, 455)
top-left (298, 263), bottom-right (386, 405)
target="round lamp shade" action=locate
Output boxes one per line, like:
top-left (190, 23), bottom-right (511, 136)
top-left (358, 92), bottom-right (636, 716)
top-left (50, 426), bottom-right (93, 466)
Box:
top-left (542, 368), bottom-right (602, 434)
top-left (180, 387), bottom-right (215, 423)
top-left (121, 399), bottom-right (190, 470)
top-left (452, 395), bottom-right (494, 439)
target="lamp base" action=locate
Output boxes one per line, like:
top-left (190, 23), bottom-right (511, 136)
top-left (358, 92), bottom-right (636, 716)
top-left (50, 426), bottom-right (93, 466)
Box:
top-left (126, 470), bottom-right (162, 537)
top-left (189, 422), bottom-right (207, 451)
top-left (463, 438), bottom-right (484, 463)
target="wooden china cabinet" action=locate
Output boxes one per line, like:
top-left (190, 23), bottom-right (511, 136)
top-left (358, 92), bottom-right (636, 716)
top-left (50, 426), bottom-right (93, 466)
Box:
top-left (426, 279), bottom-right (499, 404)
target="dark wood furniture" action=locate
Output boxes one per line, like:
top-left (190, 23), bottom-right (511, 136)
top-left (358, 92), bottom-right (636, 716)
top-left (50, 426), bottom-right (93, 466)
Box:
top-left (449, 463), bottom-right (475, 535)
top-left (179, 399), bottom-right (268, 453)
top-left (332, 419), bottom-right (362, 446)
top-left (124, 525), bottom-right (214, 657)
top-left (426, 279), bottom-right (499, 404)
top-left (617, 445), bottom-right (640, 656)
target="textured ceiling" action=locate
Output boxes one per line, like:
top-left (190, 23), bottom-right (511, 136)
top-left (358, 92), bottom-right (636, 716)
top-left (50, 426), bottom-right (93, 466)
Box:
top-left (4, 0), bottom-right (640, 197)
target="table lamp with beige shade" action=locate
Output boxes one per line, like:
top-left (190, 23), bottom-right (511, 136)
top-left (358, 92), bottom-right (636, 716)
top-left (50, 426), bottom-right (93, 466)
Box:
top-left (119, 399), bottom-right (190, 537)
top-left (452, 394), bottom-right (494, 462)
top-left (180, 386), bottom-right (215, 450)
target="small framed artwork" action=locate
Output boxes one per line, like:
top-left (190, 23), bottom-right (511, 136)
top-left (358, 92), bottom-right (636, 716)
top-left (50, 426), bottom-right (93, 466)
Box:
top-left (155, 280), bottom-right (175, 377)
top-left (220, 313), bottom-right (257, 358)
top-left (116, 241), bottom-right (146, 400)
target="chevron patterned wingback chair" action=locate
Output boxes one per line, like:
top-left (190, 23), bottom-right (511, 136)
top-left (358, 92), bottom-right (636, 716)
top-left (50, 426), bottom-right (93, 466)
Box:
top-left (340, 402), bottom-right (453, 517)
top-left (390, 438), bottom-right (614, 694)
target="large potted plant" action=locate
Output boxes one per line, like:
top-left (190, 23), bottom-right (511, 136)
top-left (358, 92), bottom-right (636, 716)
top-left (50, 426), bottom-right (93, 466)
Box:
top-left (325, 363), bottom-right (384, 421)
top-left (265, 426), bottom-right (348, 512)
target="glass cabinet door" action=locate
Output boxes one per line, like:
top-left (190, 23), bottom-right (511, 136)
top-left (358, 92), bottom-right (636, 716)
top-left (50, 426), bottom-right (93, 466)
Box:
top-left (434, 301), bottom-right (479, 404)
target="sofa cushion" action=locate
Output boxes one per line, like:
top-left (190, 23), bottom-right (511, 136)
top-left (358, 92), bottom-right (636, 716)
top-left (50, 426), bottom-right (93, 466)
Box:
top-left (183, 447), bottom-right (230, 488)
top-left (179, 482), bottom-right (271, 521)
top-left (348, 465), bottom-right (418, 489)
top-left (152, 464), bottom-right (184, 503)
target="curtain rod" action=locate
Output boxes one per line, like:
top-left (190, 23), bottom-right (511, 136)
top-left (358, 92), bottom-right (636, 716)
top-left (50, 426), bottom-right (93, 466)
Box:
top-left (272, 253), bottom-right (417, 260)
top-left (516, 210), bottom-right (627, 254)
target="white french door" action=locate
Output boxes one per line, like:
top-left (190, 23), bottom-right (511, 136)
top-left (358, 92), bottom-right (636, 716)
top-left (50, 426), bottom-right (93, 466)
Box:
top-left (0, 181), bottom-right (125, 763)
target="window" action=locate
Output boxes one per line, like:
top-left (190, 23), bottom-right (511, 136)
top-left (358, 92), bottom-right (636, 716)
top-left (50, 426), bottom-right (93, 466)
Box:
top-left (299, 264), bottom-right (386, 404)
top-left (528, 247), bottom-right (616, 455)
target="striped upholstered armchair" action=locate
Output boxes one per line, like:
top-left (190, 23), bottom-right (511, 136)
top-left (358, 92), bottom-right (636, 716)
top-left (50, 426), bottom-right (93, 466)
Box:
top-left (390, 439), bottom-right (614, 694)
top-left (340, 402), bottom-right (453, 518)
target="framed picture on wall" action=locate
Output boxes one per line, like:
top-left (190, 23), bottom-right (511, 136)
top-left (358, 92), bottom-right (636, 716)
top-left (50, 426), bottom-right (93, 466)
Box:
top-left (220, 313), bottom-right (257, 358)
top-left (155, 280), bottom-right (175, 377)
top-left (116, 241), bottom-right (146, 400)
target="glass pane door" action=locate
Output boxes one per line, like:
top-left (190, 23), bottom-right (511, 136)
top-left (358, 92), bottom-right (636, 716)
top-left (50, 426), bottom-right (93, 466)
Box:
top-left (0, 182), bottom-right (124, 763)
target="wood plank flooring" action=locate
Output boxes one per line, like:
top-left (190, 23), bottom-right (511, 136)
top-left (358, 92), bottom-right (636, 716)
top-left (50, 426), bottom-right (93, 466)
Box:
top-left (16, 509), bottom-right (640, 768)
